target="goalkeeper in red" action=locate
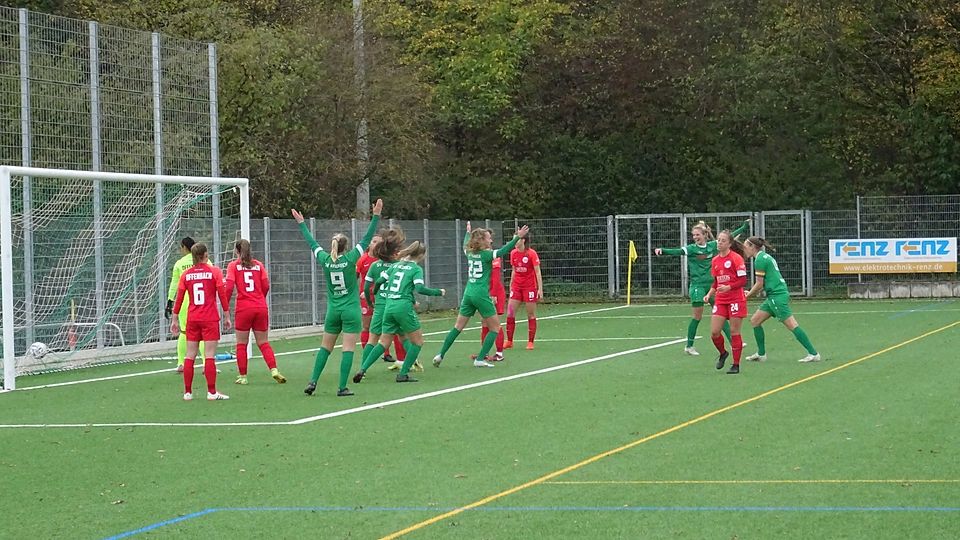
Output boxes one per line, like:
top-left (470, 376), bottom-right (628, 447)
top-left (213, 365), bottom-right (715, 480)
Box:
top-left (742, 237), bottom-right (820, 363)
top-left (433, 223), bottom-right (528, 368)
top-left (224, 239), bottom-right (286, 385)
top-left (171, 243), bottom-right (232, 400)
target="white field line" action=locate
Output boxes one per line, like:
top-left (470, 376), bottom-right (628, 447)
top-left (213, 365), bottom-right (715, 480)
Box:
top-left (8, 304), bottom-right (645, 393)
top-left (576, 308), bottom-right (960, 320)
top-left (0, 337), bottom-right (685, 429)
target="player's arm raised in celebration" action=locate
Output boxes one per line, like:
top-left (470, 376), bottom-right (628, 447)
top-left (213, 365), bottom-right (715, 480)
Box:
top-left (731, 218), bottom-right (751, 239)
top-left (355, 199), bottom-right (383, 253)
top-left (292, 208), bottom-right (329, 263)
top-left (495, 225), bottom-right (529, 258)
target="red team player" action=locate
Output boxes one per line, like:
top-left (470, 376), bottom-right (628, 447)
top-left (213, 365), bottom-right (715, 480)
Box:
top-left (224, 239), bottom-right (286, 385)
top-left (703, 230), bottom-right (748, 375)
top-left (357, 235), bottom-right (406, 365)
top-left (473, 256), bottom-right (507, 361)
top-left (505, 237), bottom-right (543, 350)
top-left (171, 243), bottom-right (232, 401)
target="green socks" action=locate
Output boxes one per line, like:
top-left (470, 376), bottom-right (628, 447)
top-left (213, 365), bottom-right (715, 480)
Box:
top-left (310, 347), bottom-right (332, 383)
top-left (792, 327), bottom-right (817, 355)
top-left (438, 328), bottom-right (461, 358)
top-left (361, 343), bottom-right (386, 371)
top-left (686, 318), bottom-right (700, 347)
top-left (338, 351), bottom-right (354, 390)
top-left (753, 326), bottom-right (766, 355)
top-left (399, 343), bottom-right (422, 376)
top-left (359, 343), bottom-right (375, 370)
top-left (477, 330), bottom-right (498, 361)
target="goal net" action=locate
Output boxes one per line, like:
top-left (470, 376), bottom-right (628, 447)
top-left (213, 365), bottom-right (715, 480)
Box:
top-left (0, 166), bottom-right (250, 390)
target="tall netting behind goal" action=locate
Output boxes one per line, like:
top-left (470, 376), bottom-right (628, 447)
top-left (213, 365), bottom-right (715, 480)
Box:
top-left (1, 166), bottom-right (249, 390)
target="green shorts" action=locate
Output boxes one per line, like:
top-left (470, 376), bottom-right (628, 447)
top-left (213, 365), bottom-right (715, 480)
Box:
top-left (458, 293), bottom-right (497, 319)
top-left (383, 304), bottom-right (421, 335)
top-left (689, 282), bottom-right (711, 307)
top-left (759, 292), bottom-right (792, 322)
top-left (324, 304), bottom-right (362, 334)
top-left (369, 304), bottom-right (385, 335)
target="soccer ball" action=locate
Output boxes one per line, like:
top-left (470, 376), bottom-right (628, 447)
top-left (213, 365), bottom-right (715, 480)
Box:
top-left (28, 342), bottom-right (49, 359)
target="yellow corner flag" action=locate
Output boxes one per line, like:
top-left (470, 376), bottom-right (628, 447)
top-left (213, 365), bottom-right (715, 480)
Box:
top-left (627, 241), bottom-right (638, 305)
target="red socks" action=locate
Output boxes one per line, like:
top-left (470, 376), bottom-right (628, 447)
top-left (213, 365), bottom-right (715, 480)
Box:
top-left (731, 334), bottom-right (743, 366)
top-left (204, 358), bottom-right (217, 394)
top-left (528, 318), bottom-right (537, 344)
top-left (361, 329), bottom-right (370, 348)
top-left (236, 344), bottom-right (248, 376)
top-left (183, 358), bottom-right (195, 393)
top-left (506, 317), bottom-right (516, 341)
top-left (711, 334), bottom-right (726, 354)
top-left (259, 342), bottom-right (277, 370)
top-left (496, 328), bottom-right (505, 352)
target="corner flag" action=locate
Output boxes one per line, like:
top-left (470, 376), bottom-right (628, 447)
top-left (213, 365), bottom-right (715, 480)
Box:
top-left (627, 241), bottom-right (638, 305)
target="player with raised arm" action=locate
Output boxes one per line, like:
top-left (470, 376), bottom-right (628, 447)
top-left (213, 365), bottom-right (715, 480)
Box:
top-left (654, 219), bottom-right (750, 355)
top-left (353, 241), bottom-right (445, 383)
top-left (292, 199), bottom-right (382, 397)
top-left (504, 236), bottom-right (543, 351)
top-left (742, 237), bottom-right (820, 363)
top-left (170, 243), bottom-right (232, 400)
top-left (358, 234), bottom-right (405, 365)
top-left (433, 222), bottom-right (528, 368)
top-left (224, 239), bottom-right (286, 385)
top-left (166, 237), bottom-right (203, 372)
top-left (356, 228), bottom-right (413, 374)
top-left (472, 254), bottom-right (507, 361)
top-left (703, 231), bottom-right (748, 375)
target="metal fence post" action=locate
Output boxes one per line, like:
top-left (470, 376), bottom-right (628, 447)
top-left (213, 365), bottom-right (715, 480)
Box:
top-left (263, 217), bottom-right (271, 315)
top-left (423, 218), bottom-right (431, 283)
top-left (90, 21), bottom-right (104, 349)
top-left (455, 219), bottom-right (463, 300)
top-left (679, 215), bottom-right (688, 298)
top-left (152, 31), bottom-right (166, 343)
top-left (613, 216), bottom-right (621, 298)
top-left (19, 9), bottom-right (34, 347)
top-left (309, 217), bottom-right (318, 326)
top-left (646, 216), bottom-right (653, 296)
top-left (209, 43), bottom-right (222, 267)
top-left (804, 209), bottom-right (814, 297)
top-left (606, 215), bottom-right (615, 298)
top-left (351, 218), bottom-right (358, 246)
top-left (856, 195), bottom-right (862, 283)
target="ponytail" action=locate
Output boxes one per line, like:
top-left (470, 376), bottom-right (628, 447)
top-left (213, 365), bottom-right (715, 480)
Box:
top-left (399, 240), bottom-right (427, 260)
top-left (745, 236), bottom-right (775, 252)
top-left (330, 234), bottom-right (348, 262)
top-left (235, 239), bottom-right (254, 268)
top-left (190, 242), bottom-right (208, 265)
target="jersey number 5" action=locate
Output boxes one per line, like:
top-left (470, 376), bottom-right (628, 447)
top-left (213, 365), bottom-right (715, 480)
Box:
top-left (192, 283), bottom-right (205, 305)
top-left (243, 272), bottom-right (256, 292)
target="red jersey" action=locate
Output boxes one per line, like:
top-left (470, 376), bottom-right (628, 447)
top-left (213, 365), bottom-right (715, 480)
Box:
top-left (490, 257), bottom-right (504, 293)
top-left (225, 258), bottom-right (269, 311)
top-left (711, 251), bottom-right (747, 304)
top-left (357, 252), bottom-right (377, 283)
top-left (174, 263), bottom-right (229, 322)
top-left (509, 248), bottom-right (540, 289)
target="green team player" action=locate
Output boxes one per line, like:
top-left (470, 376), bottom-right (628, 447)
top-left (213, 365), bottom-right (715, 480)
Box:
top-left (742, 237), bottom-right (820, 363)
top-left (433, 222), bottom-right (529, 368)
top-left (291, 198), bottom-right (383, 397)
top-left (353, 241), bottom-right (445, 383)
top-left (654, 218), bottom-right (750, 355)
top-left (354, 227), bottom-right (409, 375)
top-left (166, 236), bottom-right (204, 372)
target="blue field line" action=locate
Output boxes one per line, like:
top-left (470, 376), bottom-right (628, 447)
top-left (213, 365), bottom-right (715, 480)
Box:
top-left (105, 505), bottom-right (960, 538)
top-left (890, 299), bottom-right (957, 319)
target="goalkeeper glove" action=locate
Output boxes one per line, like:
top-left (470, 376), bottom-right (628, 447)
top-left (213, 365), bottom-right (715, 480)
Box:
top-left (164, 299), bottom-right (173, 320)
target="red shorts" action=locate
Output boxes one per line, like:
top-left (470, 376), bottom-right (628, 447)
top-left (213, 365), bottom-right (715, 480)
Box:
top-left (185, 320), bottom-right (221, 342)
top-left (510, 286), bottom-right (539, 303)
top-left (712, 301), bottom-right (747, 319)
top-left (491, 287), bottom-right (506, 315)
top-left (360, 295), bottom-right (373, 317)
top-left (235, 308), bottom-right (269, 332)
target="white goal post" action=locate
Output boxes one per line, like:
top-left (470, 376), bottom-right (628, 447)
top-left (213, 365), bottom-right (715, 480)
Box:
top-left (1, 166), bottom-right (250, 390)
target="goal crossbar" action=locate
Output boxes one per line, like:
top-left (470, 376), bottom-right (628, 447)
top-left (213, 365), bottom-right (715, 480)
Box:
top-left (0, 166), bottom-right (251, 390)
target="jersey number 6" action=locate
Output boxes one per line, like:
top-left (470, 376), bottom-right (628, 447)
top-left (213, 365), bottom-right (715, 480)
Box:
top-left (192, 283), bottom-right (205, 305)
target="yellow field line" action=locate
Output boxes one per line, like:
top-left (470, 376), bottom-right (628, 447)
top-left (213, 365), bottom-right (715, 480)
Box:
top-left (378, 320), bottom-right (960, 540)
top-left (544, 479), bottom-right (960, 485)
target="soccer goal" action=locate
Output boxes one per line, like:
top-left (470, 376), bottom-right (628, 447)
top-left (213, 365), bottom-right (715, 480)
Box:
top-left (0, 166), bottom-right (250, 390)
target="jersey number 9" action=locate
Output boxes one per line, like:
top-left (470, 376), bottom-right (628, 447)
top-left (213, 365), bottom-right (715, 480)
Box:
top-left (331, 271), bottom-right (347, 293)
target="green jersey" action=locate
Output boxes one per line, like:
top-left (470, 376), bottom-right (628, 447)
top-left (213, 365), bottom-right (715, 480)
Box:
top-left (658, 220), bottom-right (750, 286)
top-left (299, 215), bottom-right (380, 309)
top-left (168, 253), bottom-right (195, 303)
top-left (365, 259), bottom-right (394, 305)
top-left (464, 234), bottom-right (519, 297)
top-left (381, 260), bottom-right (442, 306)
top-left (754, 250), bottom-right (788, 296)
